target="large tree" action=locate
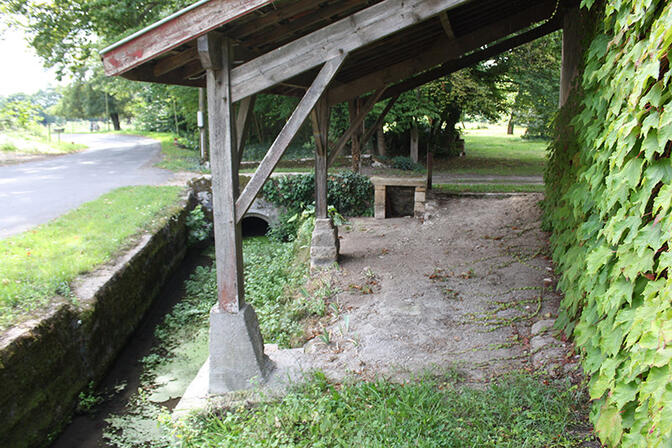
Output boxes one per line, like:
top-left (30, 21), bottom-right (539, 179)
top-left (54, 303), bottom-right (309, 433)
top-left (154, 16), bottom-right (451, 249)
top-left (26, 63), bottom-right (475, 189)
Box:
top-left (380, 59), bottom-right (510, 157)
top-left (503, 31), bottom-right (562, 137)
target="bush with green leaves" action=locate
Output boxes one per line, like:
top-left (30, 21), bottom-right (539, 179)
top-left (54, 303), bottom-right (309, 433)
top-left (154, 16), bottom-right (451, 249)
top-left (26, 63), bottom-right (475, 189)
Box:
top-left (185, 205), bottom-right (212, 246)
top-left (544, 1), bottom-right (672, 446)
top-left (390, 155), bottom-right (425, 172)
top-left (262, 171), bottom-right (373, 241)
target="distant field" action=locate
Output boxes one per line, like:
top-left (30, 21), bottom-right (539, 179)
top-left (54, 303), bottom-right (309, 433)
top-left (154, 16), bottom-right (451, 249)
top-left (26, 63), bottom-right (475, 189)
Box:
top-left (0, 128), bottom-right (85, 155)
top-left (433, 125), bottom-right (549, 177)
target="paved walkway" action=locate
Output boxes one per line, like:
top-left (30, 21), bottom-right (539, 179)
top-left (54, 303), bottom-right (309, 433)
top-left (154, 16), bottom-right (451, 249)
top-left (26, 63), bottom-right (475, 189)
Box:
top-left (0, 134), bottom-right (172, 239)
top-left (431, 174), bottom-right (544, 184)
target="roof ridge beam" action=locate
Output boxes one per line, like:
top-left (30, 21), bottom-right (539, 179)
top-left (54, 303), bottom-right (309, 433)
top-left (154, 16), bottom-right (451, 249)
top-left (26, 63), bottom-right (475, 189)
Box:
top-left (230, 0), bottom-right (472, 103)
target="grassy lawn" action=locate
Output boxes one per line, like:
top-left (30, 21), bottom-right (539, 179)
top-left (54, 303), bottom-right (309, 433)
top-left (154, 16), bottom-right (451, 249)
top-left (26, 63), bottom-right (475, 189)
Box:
top-left (0, 127), bottom-right (85, 155)
top-left (432, 126), bottom-right (549, 177)
top-left (0, 186), bottom-right (184, 330)
top-left (433, 183), bottom-right (545, 193)
top-left (172, 371), bottom-right (591, 447)
top-left (114, 131), bottom-right (208, 173)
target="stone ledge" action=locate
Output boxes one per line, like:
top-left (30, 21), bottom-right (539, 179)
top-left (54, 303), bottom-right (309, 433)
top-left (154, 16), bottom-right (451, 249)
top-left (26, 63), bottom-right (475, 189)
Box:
top-left (0, 193), bottom-right (195, 448)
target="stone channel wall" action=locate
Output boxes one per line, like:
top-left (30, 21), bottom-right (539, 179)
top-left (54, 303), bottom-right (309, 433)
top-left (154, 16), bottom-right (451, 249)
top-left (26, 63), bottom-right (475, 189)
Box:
top-left (0, 193), bottom-right (196, 448)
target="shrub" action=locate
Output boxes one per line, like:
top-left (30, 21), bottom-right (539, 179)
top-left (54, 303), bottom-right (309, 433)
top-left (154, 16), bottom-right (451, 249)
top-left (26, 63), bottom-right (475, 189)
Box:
top-left (262, 171), bottom-right (373, 217)
top-left (389, 156), bottom-right (425, 172)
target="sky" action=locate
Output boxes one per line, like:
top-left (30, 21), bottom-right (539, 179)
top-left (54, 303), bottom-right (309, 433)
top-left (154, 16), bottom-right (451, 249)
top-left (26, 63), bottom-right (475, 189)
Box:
top-left (0, 24), bottom-right (61, 97)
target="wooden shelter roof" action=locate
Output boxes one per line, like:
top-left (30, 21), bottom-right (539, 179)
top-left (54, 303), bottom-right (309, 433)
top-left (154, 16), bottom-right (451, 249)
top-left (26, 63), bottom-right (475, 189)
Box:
top-left (101, 0), bottom-right (570, 105)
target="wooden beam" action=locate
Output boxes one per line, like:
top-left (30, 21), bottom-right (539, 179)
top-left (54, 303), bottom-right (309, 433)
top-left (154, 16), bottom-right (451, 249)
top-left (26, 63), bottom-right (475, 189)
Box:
top-left (198, 34), bottom-right (245, 313)
top-left (153, 47), bottom-right (198, 77)
top-left (327, 88), bottom-right (385, 168)
top-left (230, 0), bottom-right (472, 102)
top-left (235, 53), bottom-right (347, 223)
top-left (326, 0), bottom-right (556, 105)
top-left (236, 95), bottom-right (256, 166)
top-left (381, 17), bottom-right (563, 101)
top-left (102, 0), bottom-right (273, 76)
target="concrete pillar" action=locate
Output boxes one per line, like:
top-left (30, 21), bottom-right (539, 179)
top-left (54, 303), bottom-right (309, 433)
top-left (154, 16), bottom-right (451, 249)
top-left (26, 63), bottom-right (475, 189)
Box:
top-left (310, 218), bottom-right (339, 268)
top-left (198, 33), bottom-right (272, 394)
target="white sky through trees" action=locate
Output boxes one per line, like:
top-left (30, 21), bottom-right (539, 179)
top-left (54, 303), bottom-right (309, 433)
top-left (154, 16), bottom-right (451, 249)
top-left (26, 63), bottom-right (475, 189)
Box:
top-left (0, 24), bottom-right (59, 96)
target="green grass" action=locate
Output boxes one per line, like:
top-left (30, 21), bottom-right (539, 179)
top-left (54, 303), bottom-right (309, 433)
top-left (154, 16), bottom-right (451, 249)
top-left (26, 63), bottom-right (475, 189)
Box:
top-left (433, 183), bottom-right (545, 193)
top-left (173, 371), bottom-right (592, 447)
top-left (0, 186), bottom-right (184, 330)
top-left (433, 129), bottom-right (549, 177)
top-left (0, 127), bottom-right (85, 155)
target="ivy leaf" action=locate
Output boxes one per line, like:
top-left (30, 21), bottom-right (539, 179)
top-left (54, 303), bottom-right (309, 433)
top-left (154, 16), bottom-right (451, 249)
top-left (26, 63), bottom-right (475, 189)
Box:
top-left (595, 402), bottom-right (622, 446)
top-left (611, 379), bottom-right (639, 409)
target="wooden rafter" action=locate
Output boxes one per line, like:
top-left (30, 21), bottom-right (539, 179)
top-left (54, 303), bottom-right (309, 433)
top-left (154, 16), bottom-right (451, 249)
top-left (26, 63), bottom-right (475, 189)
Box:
top-left (229, 0), bottom-right (472, 102)
top-left (235, 53), bottom-right (347, 223)
top-left (326, 0), bottom-right (557, 105)
top-left (381, 17), bottom-right (563, 101)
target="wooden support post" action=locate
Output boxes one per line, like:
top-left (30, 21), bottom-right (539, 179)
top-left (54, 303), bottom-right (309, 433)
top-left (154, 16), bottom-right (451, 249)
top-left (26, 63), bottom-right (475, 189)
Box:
top-left (311, 97), bottom-right (330, 219)
top-left (235, 53), bottom-right (347, 223)
top-left (198, 87), bottom-right (207, 162)
top-left (348, 98), bottom-right (363, 173)
top-left (236, 95), bottom-right (256, 167)
top-left (426, 152), bottom-right (433, 190)
top-left (198, 33), bottom-right (244, 313)
top-left (560, 6), bottom-right (589, 107)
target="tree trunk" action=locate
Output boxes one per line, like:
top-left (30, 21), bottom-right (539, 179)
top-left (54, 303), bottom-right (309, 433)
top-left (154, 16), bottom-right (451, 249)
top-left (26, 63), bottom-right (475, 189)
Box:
top-left (410, 121), bottom-right (419, 163)
top-left (376, 124), bottom-right (386, 156)
top-left (110, 113), bottom-right (121, 131)
top-left (507, 114), bottom-right (514, 135)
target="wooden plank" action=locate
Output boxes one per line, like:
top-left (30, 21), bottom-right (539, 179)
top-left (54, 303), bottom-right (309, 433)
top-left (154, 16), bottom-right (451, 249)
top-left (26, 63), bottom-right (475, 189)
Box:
top-left (235, 53), bottom-right (347, 223)
top-left (102, 0), bottom-right (272, 76)
top-left (236, 95), bottom-right (256, 166)
top-left (199, 35), bottom-right (245, 313)
top-left (230, 0), bottom-right (472, 102)
top-left (153, 47), bottom-right (198, 77)
top-left (327, 88), bottom-right (384, 168)
top-left (326, 0), bottom-right (556, 105)
top-left (381, 17), bottom-right (562, 101)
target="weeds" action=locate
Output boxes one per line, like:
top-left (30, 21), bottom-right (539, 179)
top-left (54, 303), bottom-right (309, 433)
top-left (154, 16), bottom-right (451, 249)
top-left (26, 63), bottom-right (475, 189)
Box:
top-left (172, 372), bottom-right (593, 447)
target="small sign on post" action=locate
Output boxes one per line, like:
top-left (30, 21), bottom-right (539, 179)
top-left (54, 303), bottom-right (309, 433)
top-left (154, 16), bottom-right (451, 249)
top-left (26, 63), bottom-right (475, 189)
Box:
top-left (53, 128), bottom-right (65, 144)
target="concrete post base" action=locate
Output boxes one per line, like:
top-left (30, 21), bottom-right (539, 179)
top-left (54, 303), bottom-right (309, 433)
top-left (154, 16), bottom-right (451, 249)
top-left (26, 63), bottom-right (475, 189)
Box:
top-left (310, 218), bottom-right (339, 268)
top-left (209, 304), bottom-right (274, 394)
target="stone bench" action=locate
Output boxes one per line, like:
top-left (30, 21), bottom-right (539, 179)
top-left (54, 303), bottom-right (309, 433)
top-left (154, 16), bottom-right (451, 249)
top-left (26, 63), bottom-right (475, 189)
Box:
top-left (371, 176), bottom-right (426, 219)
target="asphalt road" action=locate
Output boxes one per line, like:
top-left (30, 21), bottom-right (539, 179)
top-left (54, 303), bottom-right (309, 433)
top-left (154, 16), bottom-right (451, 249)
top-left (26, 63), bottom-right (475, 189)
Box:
top-left (0, 134), bottom-right (173, 239)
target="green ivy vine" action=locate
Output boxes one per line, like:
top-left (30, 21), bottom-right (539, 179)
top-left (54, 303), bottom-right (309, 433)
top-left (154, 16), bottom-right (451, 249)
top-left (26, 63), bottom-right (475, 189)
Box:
top-left (545, 0), bottom-right (672, 446)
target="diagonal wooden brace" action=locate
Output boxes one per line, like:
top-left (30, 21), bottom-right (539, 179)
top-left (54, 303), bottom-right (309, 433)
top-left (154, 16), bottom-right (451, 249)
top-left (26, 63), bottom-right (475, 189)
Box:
top-left (326, 88), bottom-right (384, 168)
top-left (235, 53), bottom-right (347, 223)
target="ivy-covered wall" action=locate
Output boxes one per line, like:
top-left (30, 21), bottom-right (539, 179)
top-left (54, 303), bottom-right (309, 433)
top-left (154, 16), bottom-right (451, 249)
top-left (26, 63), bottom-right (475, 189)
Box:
top-left (545, 0), bottom-right (672, 446)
